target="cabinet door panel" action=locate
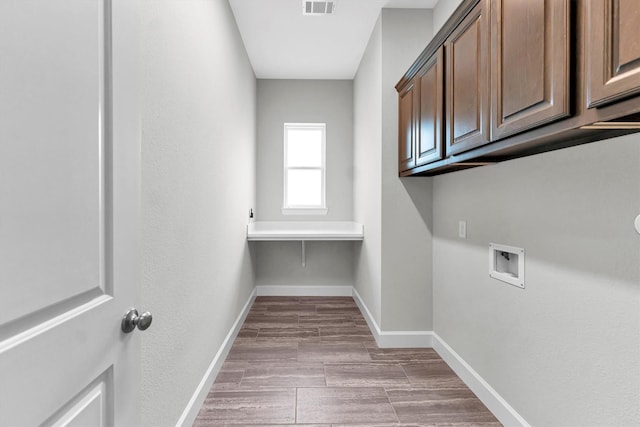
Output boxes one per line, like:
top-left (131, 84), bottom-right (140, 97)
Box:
top-left (416, 48), bottom-right (444, 166)
top-left (586, 0), bottom-right (640, 108)
top-left (501, 0), bottom-right (544, 119)
top-left (445, 1), bottom-right (490, 156)
top-left (491, 0), bottom-right (570, 140)
top-left (398, 82), bottom-right (416, 172)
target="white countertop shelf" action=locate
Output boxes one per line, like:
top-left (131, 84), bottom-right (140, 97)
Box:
top-left (247, 221), bottom-right (364, 241)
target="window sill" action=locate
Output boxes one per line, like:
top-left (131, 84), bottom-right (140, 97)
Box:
top-left (281, 207), bottom-right (328, 216)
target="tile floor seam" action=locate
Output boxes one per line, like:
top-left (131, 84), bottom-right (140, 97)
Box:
top-left (237, 365), bottom-right (246, 387)
top-left (323, 363), bottom-right (328, 387)
top-left (398, 362), bottom-right (410, 387)
top-left (382, 385), bottom-right (401, 424)
top-left (361, 343), bottom-right (371, 361)
top-left (193, 296), bottom-right (500, 426)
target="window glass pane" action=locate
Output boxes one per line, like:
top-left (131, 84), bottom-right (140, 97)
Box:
top-left (287, 169), bottom-right (322, 206)
top-left (287, 128), bottom-right (322, 167)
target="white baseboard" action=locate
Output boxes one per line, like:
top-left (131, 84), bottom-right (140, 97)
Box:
top-left (351, 288), bottom-right (432, 348)
top-left (175, 288), bottom-right (257, 427)
top-left (433, 333), bottom-right (530, 427)
top-left (255, 285), bottom-right (353, 297)
top-left (176, 285), bottom-right (528, 427)
top-left (376, 330), bottom-right (433, 348)
top-left (257, 285), bottom-right (431, 347)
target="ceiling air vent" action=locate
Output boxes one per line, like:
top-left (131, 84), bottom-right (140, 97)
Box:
top-left (303, 1), bottom-right (335, 15)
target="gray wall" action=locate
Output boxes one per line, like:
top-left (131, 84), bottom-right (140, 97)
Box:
top-left (353, 16), bottom-right (383, 324)
top-left (379, 9), bottom-right (434, 331)
top-left (253, 240), bottom-right (354, 288)
top-left (433, 0), bottom-right (463, 33)
top-left (433, 135), bottom-right (640, 425)
top-left (353, 9), bottom-right (434, 331)
top-left (140, 1), bottom-right (256, 425)
top-left (430, 1), bottom-right (640, 424)
top-left (255, 80), bottom-right (354, 288)
top-left (256, 79), bottom-right (354, 220)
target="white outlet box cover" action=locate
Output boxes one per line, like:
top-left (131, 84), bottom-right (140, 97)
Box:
top-left (489, 243), bottom-right (525, 288)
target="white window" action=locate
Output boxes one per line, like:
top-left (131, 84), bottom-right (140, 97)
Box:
top-left (282, 123), bottom-right (327, 215)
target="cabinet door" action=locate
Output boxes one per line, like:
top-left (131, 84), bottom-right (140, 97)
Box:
top-left (586, 0), bottom-right (640, 108)
top-left (398, 81), bottom-right (417, 172)
top-left (445, 1), bottom-right (490, 156)
top-left (491, 0), bottom-right (570, 140)
top-left (416, 47), bottom-right (444, 166)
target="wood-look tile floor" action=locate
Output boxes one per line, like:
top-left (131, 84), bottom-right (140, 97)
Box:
top-left (193, 296), bottom-right (501, 427)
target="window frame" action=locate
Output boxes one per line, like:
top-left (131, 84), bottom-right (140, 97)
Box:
top-left (282, 122), bottom-right (328, 215)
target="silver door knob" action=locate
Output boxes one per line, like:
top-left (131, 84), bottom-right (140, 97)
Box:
top-left (121, 308), bottom-right (153, 333)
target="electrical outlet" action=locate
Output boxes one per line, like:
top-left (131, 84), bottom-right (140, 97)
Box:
top-left (458, 220), bottom-right (467, 239)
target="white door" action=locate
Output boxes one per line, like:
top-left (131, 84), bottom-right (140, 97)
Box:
top-left (0, 0), bottom-right (141, 425)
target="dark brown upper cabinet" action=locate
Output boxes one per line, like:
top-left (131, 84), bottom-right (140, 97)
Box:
top-left (585, 0), bottom-right (640, 108)
top-left (445, 1), bottom-right (490, 156)
top-left (416, 47), bottom-right (444, 167)
top-left (396, 0), bottom-right (640, 177)
top-left (398, 80), bottom-right (416, 172)
top-left (399, 48), bottom-right (444, 175)
top-left (490, 0), bottom-right (570, 140)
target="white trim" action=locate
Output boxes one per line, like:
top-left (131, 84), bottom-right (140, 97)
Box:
top-left (257, 286), bottom-right (432, 347)
top-left (352, 287), bottom-right (382, 337)
top-left (432, 333), bottom-right (531, 427)
top-left (175, 289), bottom-right (257, 427)
top-left (377, 330), bottom-right (433, 348)
top-left (176, 285), bottom-right (529, 427)
top-left (256, 285), bottom-right (353, 297)
top-left (352, 288), bottom-right (432, 348)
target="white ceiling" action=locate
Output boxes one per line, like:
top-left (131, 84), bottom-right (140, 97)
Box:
top-left (228, 0), bottom-right (438, 80)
